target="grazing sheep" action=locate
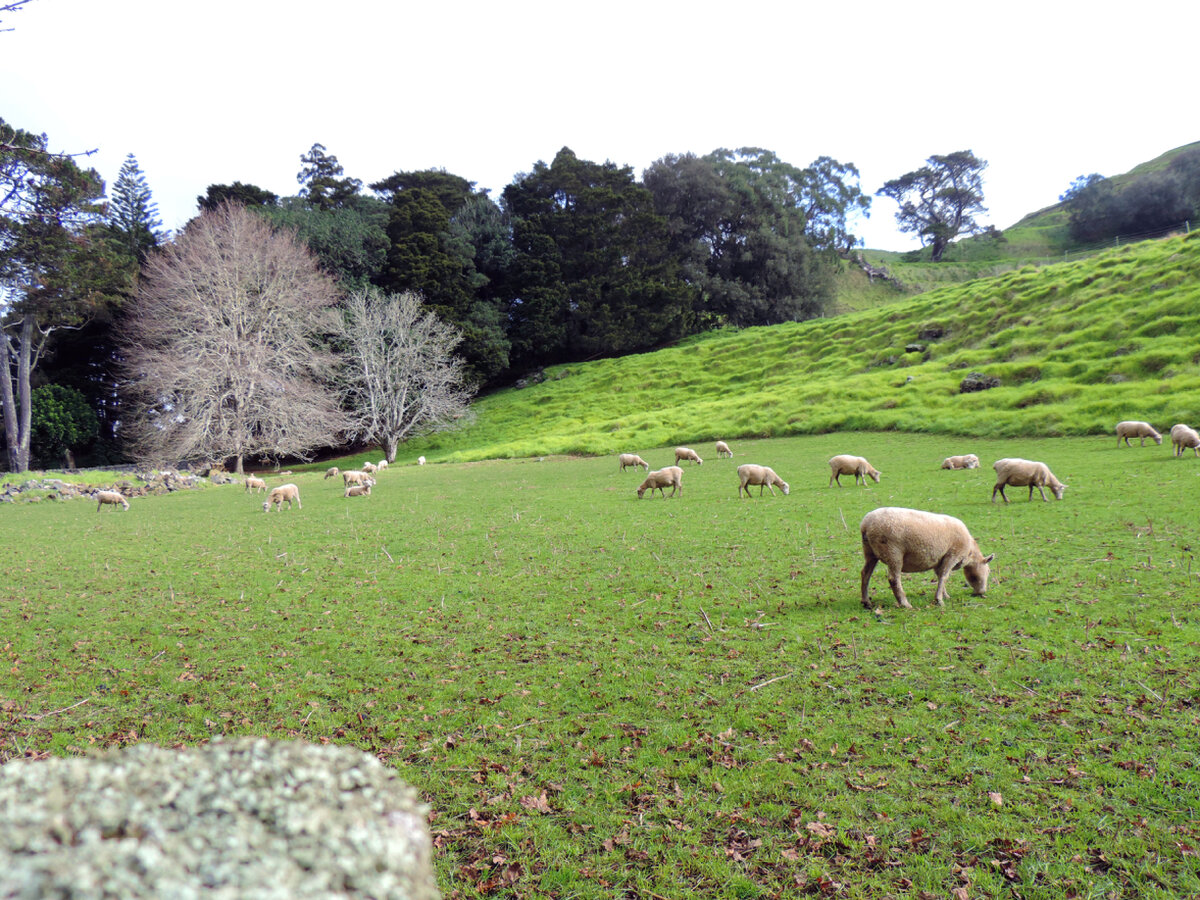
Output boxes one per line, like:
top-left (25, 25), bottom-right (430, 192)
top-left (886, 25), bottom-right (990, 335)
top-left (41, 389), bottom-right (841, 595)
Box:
top-left (737, 464), bottom-right (789, 497)
top-left (323, 467), bottom-right (340, 479)
top-left (1116, 420), bottom-right (1162, 447)
top-left (860, 507), bottom-right (995, 609)
top-left (376, 459), bottom-right (389, 470)
top-left (1170, 423), bottom-right (1200, 457)
top-left (829, 454), bottom-right (881, 487)
top-left (95, 490), bottom-right (129, 512)
top-left (941, 454), bottom-right (980, 470)
top-left (618, 453), bottom-right (650, 472)
top-left (262, 483), bottom-right (301, 512)
top-left (636, 466), bottom-right (684, 499)
top-left (343, 470), bottom-right (376, 487)
top-left (244, 475), bottom-right (267, 493)
top-left (715, 441), bottom-right (734, 458)
top-left (361, 462), bottom-right (378, 474)
top-left (674, 447), bottom-right (703, 466)
top-left (418, 456), bottom-right (426, 466)
top-left (344, 484), bottom-right (372, 498)
top-left (991, 458), bottom-right (1066, 502)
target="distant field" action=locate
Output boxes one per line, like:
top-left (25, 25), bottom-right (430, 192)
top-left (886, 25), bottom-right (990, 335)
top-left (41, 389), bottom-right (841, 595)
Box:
top-left (3, 432), bottom-right (1198, 898)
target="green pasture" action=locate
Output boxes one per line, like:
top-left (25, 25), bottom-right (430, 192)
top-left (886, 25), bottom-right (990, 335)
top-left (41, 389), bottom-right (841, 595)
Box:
top-left (3, 432), bottom-right (1199, 898)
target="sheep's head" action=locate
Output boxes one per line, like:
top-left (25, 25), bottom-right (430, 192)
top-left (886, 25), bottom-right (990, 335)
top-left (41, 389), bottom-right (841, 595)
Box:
top-left (781, 482), bottom-right (790, 496)
top-left (262, 501), bottom-right (271, 512)
top-left (1051, 483), bottom-right (1067, 500)
top-left (636, 486), bottom-right (646, 499)
top-left (870, 470), bottom-right (881, 483)
top-left (962, 553), bottom-right (995, 595)
top-left (1153, 435), bottom-right (1163, 445)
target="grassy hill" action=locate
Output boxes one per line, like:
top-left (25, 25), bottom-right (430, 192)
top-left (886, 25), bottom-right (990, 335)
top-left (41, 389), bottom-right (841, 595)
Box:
top-left (388, 231), bottom-right (1200, 466)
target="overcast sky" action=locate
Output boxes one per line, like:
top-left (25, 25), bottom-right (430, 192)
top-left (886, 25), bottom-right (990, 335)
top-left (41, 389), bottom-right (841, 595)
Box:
top-left (4, 0), bottom-right (1196, 251)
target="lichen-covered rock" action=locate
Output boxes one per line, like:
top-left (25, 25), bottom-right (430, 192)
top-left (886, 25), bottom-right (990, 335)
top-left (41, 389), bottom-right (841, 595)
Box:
top-left (0, 738), bottom-right (439, 900)
top-left (959, 372), bottom-right (1001, 393)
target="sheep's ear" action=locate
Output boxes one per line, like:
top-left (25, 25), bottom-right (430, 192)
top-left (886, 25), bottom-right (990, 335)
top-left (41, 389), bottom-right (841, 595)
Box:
top-left (982, 553), bottom-right (996, 563)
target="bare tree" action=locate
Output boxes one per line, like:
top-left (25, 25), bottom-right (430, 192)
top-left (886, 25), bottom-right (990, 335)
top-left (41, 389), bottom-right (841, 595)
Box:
top-left (335, 287), bottom-right (473, 463)
top-left (122, 203), bottom-right (348, 473)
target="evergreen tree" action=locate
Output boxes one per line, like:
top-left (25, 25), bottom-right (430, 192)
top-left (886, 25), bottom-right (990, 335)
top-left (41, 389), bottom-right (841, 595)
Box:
top-left (107, 153), bottom-right (162, 263)
top-left (297, 143), bottom-right (362, 211)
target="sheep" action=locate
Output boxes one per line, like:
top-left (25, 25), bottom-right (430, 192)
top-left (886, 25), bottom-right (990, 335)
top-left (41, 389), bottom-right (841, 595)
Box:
top-left (991, 458), bottom-right (1066, 502)
top-left (95, 490), bottom-right (129, 512)
top-left (262, 483), bottom-right (301, 512)
top-left (323, 467), bottom-right (340, 479)
top-left (343, 470), bottom-right (376, 487)
top-left (361, 462), bottom-right (378, 474)
top-left (674, 447), bottom-right (703, 466)
top-left (1170, 423), bottom-right (1200, 457)
top-left (829, 454), bottom-right (881, 487)
top-left (636, 466), bottom-right (683, 499)
top-left (244, 475), bottom-right (267, 493)
top-left (737, 464), bottom-right (789, 497)
top-left (376, 459), bottom-right (389, 470)
top-left (941, 454), bottom-right (980, 470)
top-left (860, 507), bottom-right (995, 609)
top-left (344, 484), bottom-right (372, 498)
top-left (715, 441), bottom-right (734, 458)
top-left (618, 453), bottom-right (650, 472)
top-left (1116, 420), bottom-right (1162, 447)
top-left (418, 456), bottom-right (426, 466)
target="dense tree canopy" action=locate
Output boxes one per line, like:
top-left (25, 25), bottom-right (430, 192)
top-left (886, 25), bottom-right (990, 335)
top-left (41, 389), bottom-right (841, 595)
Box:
top-left (197, 182), bottom-right (279, 212)
top-left (1064, 149), bottom-right (1200, 243)
top-left (877, 150), bottom-right (988, 262)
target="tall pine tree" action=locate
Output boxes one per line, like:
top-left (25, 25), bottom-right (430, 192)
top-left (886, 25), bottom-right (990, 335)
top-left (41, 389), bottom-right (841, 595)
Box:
top-left (108, 153), bottom-right (162, 263)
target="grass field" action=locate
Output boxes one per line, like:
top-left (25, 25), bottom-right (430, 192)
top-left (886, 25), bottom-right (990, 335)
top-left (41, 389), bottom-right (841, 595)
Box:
top-left (4, 432), bottom-right (1199, 898)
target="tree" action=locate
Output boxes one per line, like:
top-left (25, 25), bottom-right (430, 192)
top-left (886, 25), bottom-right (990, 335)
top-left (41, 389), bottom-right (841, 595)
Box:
top-left (297, 143), bottom-right (362, 211)
top-left (107, 153), bottom-right (163, 263)
top-left (877, 151), bottom-right (989, 262)
top-left (334, 287), bottom-right (472, 463)
top-left (197, 182), bottom-right (278, 212)
top-left (122, 203), bottom-right (347, 473)
top-left (30, 382), bottom-right (98, 468)
top-left (260, 194), bottom-right (389, 291)
top-left (1, 116), bottom-right (110, 473)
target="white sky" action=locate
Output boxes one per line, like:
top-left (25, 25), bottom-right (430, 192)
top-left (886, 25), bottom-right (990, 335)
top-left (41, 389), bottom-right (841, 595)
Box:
top-left (4, 0), bottom-right (1197, 251)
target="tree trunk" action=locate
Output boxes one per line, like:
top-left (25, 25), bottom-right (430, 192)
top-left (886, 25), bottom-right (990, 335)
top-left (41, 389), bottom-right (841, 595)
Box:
top-left (0, 316), bottom-right (35, 473)
top-left (235, 454), bottom-right (244, 475)
top-left (0, 331), bottom-right (19, 473)
top-left (384, 437), bottom-right (399, 464)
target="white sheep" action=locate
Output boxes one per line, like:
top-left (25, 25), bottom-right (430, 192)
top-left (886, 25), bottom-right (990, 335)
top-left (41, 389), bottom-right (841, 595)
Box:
top-left (636, 466), bottom-right (683, 499)
top-left (1116, 420), bottom-right (1162, 447)
top-left (991, 458), bottom-right (1066, 502)
top-left (860, 507), bottom-right (995, 609)
top-left (715, 441), bottom-right (734, 458)
top-left (618, 453), bottom-right (650, 472)
top-left (343, 471), bottom-right (376, 487)
top-left (244, 475), bottom-right (267, 493)
top-left (941, 454), bottom-right (980, 470)
top-left (95, 490), bottom-right (129, 512)
top-left (674, 447), bottom-right (703, 466)
top-left (323, 467), bottom-right (340, 479)
top-left (361, 462), bottom-right (378, 474)
top-left (829, 454), bottom-right (881, 487)
top-left (262, 483), bottom-right (301, 512)
top-left (737, 464), bottom-right (789, 497)
top-left (376, 459), bottom-right (389, 470)
top-left (1170, 423), bottom-right (1200, 457)
top-left (344, 484), bottom-right (372, 498)
top-left (418, 456), bottom-right (426, 466)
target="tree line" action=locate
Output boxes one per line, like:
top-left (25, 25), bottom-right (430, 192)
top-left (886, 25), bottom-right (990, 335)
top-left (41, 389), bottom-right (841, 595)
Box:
top-left (3, 111), bottom-right (993, 472)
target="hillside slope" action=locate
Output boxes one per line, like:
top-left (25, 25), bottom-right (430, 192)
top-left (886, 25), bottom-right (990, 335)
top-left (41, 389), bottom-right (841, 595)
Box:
top-left (403, 232), bottom-right (1200, 463)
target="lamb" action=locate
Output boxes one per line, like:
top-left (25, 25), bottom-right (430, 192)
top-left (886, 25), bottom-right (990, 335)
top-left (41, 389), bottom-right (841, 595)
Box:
top-left (323, 467), bottom-right (340, 479)
top-left (737, 464), bottom-right (789, 497)
top-left (1170, 423), bottom-right (1200, 457)
top-left (829, 454), bottom-right (881, 487)
top-left (618, 453), bottom-right (650, 472)
top-left (343, 470), bottom-right (376, 487)
top-left (860, 507), bottom-right (995, 609)
top-left (715, 441), bottom-right (734, 458)
top-left (418, 456), bottom-right (426, 466)
top-left (95, 490), bottom-right (129, 512)
top-left (344, 484), bottom-right (372, 498)
top-left (1116, 420), bottom-right (1162, 447)
top-left (361, 462), bottom-right (378, 474)
top-left (636, 466), bottom-right (683, 499)
top-left (262, 483), bottom-right (301, 512)
top-left (244, 475), bottom-right (267, 493)
top-left (991, 458), bottom-right (1067, 502)
top-left (941, 454), bottom-right (980, 470)
top-left (674, 447), bottom-right (703, 466)
top-left (376, 459), bottom-right (389, 470)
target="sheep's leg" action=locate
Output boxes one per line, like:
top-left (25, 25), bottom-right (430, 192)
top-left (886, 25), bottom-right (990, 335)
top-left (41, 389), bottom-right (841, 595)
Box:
top-left (886, 567), bottom-right (911, 609)
top-left (933, 556), bottom-right (956, 605)
top-left (766, 483), bottom-right (775, 496)
top-left (860, 550), bottom-right (878, 608)
top-left (1035, 485), bottom-right (1048, 501)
